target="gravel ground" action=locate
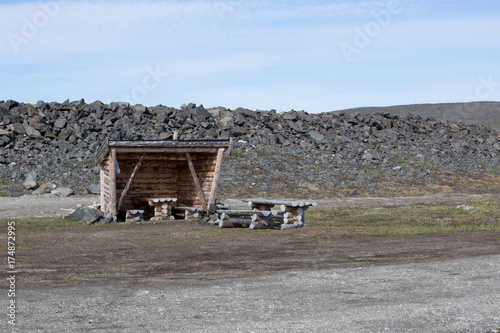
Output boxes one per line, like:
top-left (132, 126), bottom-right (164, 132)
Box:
top-left (2, 193), bottom-right (499, 332)
top-left (6, 255), bottom-right (500, 332)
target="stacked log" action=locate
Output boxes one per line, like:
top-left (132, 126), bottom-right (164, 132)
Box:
top-left (172, 206), bottom-right (203, 220)
top-left (146, 198), bottom-right (178, 220)
top-left (216, 210), bottom-right (283, 229)
top-left (125, 210), bottom-right (144, 223)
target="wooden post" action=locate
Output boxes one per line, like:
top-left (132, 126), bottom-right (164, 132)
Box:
top-left (117, 153), bottom-right (145, 212)
top-left (185, 153), bottom-right (207, 210)
top-left (208, 148), bottom-right (225, 206)
top-left (99, 164), bottom-right (106, 212)
top-left (109, 148), bottom-right (117, 216)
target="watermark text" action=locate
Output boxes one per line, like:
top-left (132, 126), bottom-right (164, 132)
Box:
top-left (340, 0), bottom-right (403, 62)
top-left (7, 221), bottom-right (17, 326)
top-left (8, 1), bottom-right (60, 53)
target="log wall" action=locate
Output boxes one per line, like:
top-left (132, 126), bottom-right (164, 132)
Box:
top-left (110, 152), bottom-right (218, 212)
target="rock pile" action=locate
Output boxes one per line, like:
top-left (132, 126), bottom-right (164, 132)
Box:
top-left (0, 99), bottom-right (499, 198)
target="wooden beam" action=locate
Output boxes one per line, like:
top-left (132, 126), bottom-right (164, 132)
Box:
top-left (208, 148), bottom-right (225, 206)
top-left (109, 148), bottom-right (117, 215)
top-left (95, 137), bottom-right (110, 166)
top-left (99, 164), bottom-right (106, 212)
top-left (117, 153), bottom-right (145, 212)
top-left (114, 147), bottom-right (220, 154)
top-left (185, 153), bottom-right (207, 210)
top-left (109, 140), bottom-right (231, 149)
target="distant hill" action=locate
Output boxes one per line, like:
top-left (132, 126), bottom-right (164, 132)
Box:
top-left (332, 102), bottom-right (500, 130)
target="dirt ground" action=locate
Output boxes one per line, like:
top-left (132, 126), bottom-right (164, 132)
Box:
top-left (2, 192), bottom-right (499, 219)
top-left (1, 193), bottom-right (500, 332)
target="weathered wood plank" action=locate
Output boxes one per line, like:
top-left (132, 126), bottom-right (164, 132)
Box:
top-left (216, 210), bottom-right (278, 217)
top-left (99, 165), bottom-right (106, 212)
top-left (242, 199), bottom-right (317, 208)
top-left (185, 153), bottom-right (207, 211)
top-left (108, 148), bottom-right (117, 215)
top-left (117, 153), bottom-right (145, 212)
top-left (94, 137), bottom-right (109, 165)
top-left (208, 148), bottom-right (225, 206)
top-left (114, 148), bottom-right (220, 154)
top-left (117, 155), bottom-right (188, 162)
top-left (109, 140), bottom-right (231, 149)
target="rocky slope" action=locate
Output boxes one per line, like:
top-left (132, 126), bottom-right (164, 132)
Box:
top-left (1, 99), bottom-right (499, 199)
top-left (335, 102), bottom-right (500, 130)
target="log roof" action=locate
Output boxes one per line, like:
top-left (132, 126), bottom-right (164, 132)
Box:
top-left (95, 138), bottom-right (232, 165)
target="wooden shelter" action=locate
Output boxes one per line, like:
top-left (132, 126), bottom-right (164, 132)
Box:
top-left (95, 139), bottom-right (232, 218)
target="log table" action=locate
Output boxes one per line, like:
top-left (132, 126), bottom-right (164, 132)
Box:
top-left (145, 197), bottom-right (178, 220)
top-left (241, 199), bottom-right (317, 230)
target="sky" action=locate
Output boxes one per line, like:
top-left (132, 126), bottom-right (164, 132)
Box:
top-left (1, 0), bottom-right (500, 113)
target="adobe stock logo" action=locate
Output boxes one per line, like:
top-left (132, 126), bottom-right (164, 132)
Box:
top-left (461, 75), bottom-right (500, 114)
top-left (121, 65), bottom-right (169, 104)
top-left (464, 75), bottom-right (500, 103)
top-left (7, 1), bottom-right (61, 54)
top-left (213, 0), bottom-right (243, 20)
top-left (340, 0), bottom-right (403, 63)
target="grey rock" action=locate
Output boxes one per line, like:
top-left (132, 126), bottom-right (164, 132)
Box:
top-left (308, 130), bottom-right (325, 141)
top-left (66, 207), bottom-right (104, 225)
top-left (58, 128), bottom-right (73, 141)
top-left (23, 172), bottom-right (38, 190)
top-left (32, 182), bottom-right (57, 195)
top-left (300, 182), bottom-right (320, 192)
top-left (190, 105), bottom-right (211, 122)
top-left (54, 117), bottom-right (66, 128)
top-left (219, 116), bottom-right (235, 128)
top-left (234, 108), bottom-right (256, 119)
top-left (99, 213), bottom-right (116, 225)
top-left (7, 123), bottom-right (26, 134)
top-left (349, 189), bottom-right (360, 196)
top-left (51, 187), bottom-right (74, 197)
top-left (24, 125), bottom-right (41, 137)
top-left (86, 184), bottom-right (100, 195)
top-left (234, 113), bottom-right (246, 126)
top-left (132, 104), bottom-right (146, 113)
top-left (231, 126), bottom-right (247, 136)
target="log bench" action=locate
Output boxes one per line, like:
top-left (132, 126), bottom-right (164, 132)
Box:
top-left (216, 209), bottom-right (284, 229)
top-left (241, 199), bottom-right (317, 230)
top-left (172, 205), bottom-right (204, 221)
top-left (144, 197), bottom-right (178, 220)
top-left (125, 209), bottom-right (144, 223)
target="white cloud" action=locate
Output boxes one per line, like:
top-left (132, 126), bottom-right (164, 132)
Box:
top-left (1, 0), bottom-right (500, 111)
top-left (0, 0), bottom-right (417, 60)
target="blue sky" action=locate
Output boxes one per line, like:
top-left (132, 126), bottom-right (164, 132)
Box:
top-left (1, 0), bottom-right (500, 113)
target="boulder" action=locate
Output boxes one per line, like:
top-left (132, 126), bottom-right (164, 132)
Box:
top-left (234, 108), bottom-right (256, 119)
top-left (231, 126), bottom-right (247, 136)
top-left (54, 117), bottom-right (66, 128)
top-left (219, 116), bottom-right (235, 128)
top-left (51, 187), bottom-right (74, 197)
top-left (299, 182), bottom-right (320, 192)
top-left (98, 213), bottom-right (116, 225)
top-left (23, 172), bottom-right (38, 190)
top-left (349, 189), bottom-right (360, 196)
top-left (185, 104), bottom-right (210, 122)
top-left (66, 207), bottom-right (104, 225)
top-left (86, 184), bottom-right (100, 195)
top-left (32, 182), bottom-right (57, 195)
top-left (308, 130), bottom-right (325, 142)
top-left (7, 123), bottom-right (26, 135)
